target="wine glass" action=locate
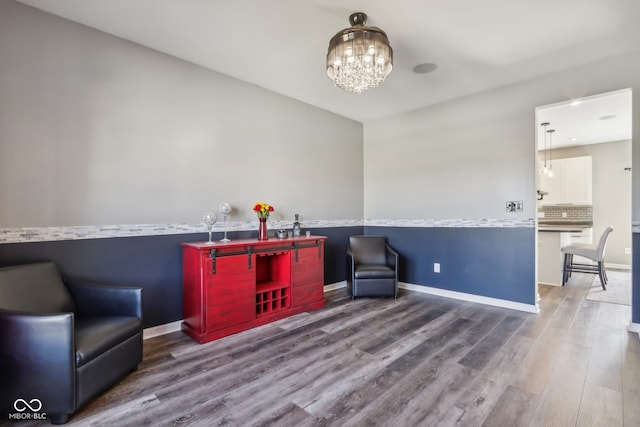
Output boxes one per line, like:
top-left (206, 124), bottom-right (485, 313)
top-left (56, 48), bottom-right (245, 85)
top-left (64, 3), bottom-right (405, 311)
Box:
top-left (219, 203), bottom-right (232, 242)
top-left (203, 212), bottom-right (217, 245)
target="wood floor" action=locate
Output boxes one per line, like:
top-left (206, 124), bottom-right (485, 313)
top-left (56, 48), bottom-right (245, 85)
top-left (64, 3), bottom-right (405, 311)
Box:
top-left (18, 273), bottom-right (640, 426)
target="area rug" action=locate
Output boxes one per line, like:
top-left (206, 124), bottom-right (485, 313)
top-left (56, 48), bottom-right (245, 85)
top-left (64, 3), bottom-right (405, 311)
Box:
top-left (585, 269), bottom-right (631, 305)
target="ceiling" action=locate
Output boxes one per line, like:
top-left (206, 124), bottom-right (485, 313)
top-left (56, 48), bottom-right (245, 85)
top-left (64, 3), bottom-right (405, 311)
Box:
top-left (537, 88), bottom-right (632, 150)
top-left (15, 0), bottom-right (640, 123)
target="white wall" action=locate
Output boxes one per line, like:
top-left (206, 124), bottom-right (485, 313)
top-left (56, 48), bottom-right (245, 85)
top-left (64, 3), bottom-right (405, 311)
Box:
top-left (0, 0), bottom-right (363, 228)
top-left (364, 52), bottom-right (640, 226)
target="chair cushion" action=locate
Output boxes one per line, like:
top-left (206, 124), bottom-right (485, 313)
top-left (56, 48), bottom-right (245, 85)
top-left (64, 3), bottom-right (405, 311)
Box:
top-left (75, 316), bottom-right (142, 367)
top-left (354, 264), bottom-right (396, 279)
top-left (349, 236), bottom-right (387, 265)
top-left (0, 262), bottom-right (75, 313)
top-left (562, 244), bottom-right (598, 260)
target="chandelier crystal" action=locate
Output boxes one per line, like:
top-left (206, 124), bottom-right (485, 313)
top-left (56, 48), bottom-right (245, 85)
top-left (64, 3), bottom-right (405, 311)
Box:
top-left (326, 12), bottom-right (393, 94)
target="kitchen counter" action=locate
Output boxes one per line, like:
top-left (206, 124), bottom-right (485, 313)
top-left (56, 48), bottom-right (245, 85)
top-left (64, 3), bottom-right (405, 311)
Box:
top-left (538, 232), bottom-right (564, 286)
top-left (538, 223), bottom-right (592, 286)
top-left (538, 221), bottom-right (592, 232)
top-left (539, 225), bottom-right (590, 232)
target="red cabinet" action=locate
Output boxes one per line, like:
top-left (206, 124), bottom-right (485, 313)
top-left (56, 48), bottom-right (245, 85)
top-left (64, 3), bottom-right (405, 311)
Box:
top-left (291, 242), bottom-right (325, 308)
top-left (181, 236), bottom-right (326, 344)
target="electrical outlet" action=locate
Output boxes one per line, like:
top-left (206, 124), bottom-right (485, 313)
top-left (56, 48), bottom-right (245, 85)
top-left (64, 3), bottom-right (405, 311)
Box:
top-left (562, 212), bottom-right (567, 218)
top-left (625, 248), bottom-right (632, 255)
top-left (434, 263), bottom-right (440, 273)
top-left (506, 201), bottom-right (523, 212)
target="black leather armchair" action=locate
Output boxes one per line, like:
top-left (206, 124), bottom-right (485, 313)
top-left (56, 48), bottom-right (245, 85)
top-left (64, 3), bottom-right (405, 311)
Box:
top-left (0, 262), bottom-right (143, 424)
top-left (347, 235), bottom-right (399, 298)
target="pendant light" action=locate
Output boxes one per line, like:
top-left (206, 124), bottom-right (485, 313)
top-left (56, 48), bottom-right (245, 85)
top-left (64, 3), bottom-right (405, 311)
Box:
top-left (540, 122), bottom-right (550, 176)
top-left (546, 128), bottom-right (555, 178)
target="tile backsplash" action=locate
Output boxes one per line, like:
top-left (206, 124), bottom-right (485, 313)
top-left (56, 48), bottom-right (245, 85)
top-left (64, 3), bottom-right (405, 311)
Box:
top-left (538, 205), bottom-right (593, 223)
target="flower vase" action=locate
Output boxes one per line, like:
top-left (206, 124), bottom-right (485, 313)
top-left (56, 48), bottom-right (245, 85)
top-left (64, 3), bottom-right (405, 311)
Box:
top-left (258, 218), bottom-right (268, 240)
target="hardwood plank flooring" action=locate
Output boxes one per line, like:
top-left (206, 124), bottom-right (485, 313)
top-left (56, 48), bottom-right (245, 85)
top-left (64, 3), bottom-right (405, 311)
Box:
top-left (481, 385), bottom-right (539, 427)
top-left (11, 271), bottom-right (640, 427)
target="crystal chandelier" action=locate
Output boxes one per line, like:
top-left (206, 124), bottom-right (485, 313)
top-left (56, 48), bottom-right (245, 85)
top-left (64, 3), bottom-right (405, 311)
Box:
top-left (326, 12), bottom-right (393, 94)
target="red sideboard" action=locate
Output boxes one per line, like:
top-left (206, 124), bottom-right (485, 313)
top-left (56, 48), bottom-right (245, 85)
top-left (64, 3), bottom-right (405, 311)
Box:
top-left (181, 236), bottom-right (326, 344)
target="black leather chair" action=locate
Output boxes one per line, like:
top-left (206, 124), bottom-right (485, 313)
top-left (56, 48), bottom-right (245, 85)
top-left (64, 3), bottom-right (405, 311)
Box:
top-left (347, 235), bottom-right (399, 298)
top-left (0, 262), bottom-right (143, 424)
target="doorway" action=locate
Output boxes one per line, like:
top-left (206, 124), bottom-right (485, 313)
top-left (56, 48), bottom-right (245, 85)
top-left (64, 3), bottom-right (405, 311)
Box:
top-left (535, 88), bottom-right (633, 304)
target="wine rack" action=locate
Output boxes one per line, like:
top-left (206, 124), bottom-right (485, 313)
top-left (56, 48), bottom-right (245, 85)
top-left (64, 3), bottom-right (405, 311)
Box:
top-left (256, 283), bottom-right (289, 316)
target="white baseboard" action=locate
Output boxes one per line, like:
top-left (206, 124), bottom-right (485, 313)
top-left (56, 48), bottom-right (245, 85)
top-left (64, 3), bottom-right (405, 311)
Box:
top-left (142, 280), bottom-right (542, 339)
top-left (608, 263), bottom-right (632, 270)
top-left (143, 281), bottom-right (348, 340)
top-left (143, 320), bottom-right (182, 339)
top-left (628, 321), bottom-right (640, 339)
top-left (325, 280), bottom-right (539, 314)
top-left (324, 280), bottom-right (347, 291)
top-left (399, 282), bottom-right (539, 314)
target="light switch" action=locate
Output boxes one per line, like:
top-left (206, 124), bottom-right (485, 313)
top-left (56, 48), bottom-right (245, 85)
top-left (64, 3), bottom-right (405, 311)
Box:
top-left (506, 201), bottom-right (523, 212)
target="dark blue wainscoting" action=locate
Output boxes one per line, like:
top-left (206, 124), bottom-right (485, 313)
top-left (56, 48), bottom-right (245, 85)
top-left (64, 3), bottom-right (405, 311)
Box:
top-left (633, 232), bottom-right (640, 324)
top-left (0, 226), bottom-right (363, 328)
top-left (0, 225), bottom-right (536, 328)
top-left (0, 234), bottom-right (193, 328)
top-left (365, 226), bottom-right (536, 305)
top-left (314, 227), bottom-right (363, 284)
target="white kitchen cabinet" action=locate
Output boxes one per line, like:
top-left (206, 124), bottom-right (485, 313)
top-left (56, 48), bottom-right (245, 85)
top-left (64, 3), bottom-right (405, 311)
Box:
top-left (538, 156), bottom-right (592, 205)
top-left (538, 160), bottom-right (565, 205)
top-left (560, 228), bottom-right (593, 246)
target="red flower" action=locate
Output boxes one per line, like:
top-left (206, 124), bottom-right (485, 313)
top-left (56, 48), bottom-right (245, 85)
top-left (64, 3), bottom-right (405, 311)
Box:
top-left (253, 202), bottom-right (274, 219)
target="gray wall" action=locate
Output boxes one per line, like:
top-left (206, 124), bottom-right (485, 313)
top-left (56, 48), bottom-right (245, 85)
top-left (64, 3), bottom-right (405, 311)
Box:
top-left (2, 0), bottom-right (640, 322)
top-left (364, 53), bottom-right (639, 224)
top-left (0, 0), bottom-right (363, 228)
top-left (548, 140), bottom-right (632, 266)
top-left (364, 92), bottom-right (534, 220)
top-left (364, 83), bottom-right (536, 221)
top-left (363, 51), bottom-right (639, 320)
